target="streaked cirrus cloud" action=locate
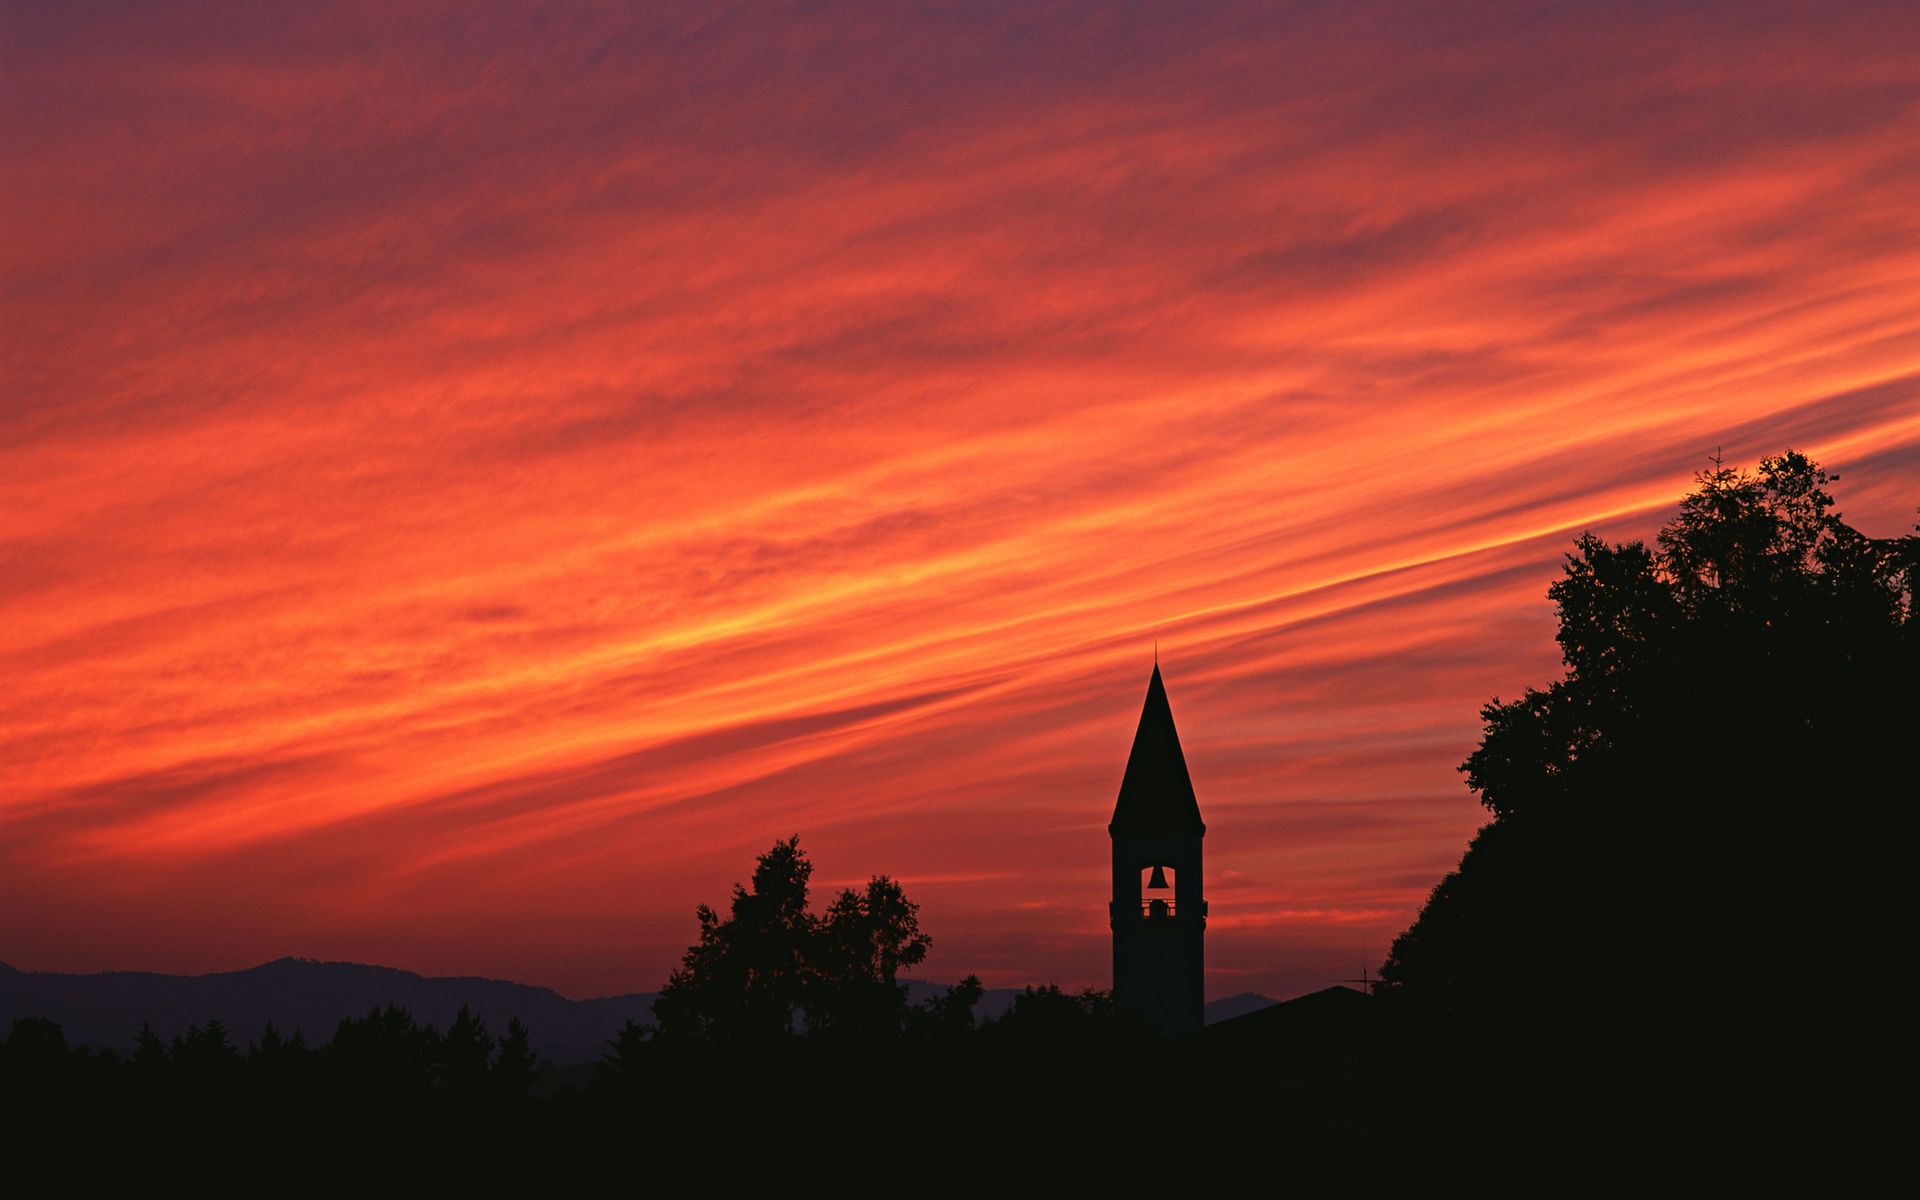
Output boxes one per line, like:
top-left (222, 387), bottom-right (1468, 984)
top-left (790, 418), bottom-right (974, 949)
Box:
top-left (4, 1), bottom-right (1917, 998)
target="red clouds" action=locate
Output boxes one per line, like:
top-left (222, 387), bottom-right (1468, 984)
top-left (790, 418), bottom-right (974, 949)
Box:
top-left (4, 3), bottom-right (1917, 998)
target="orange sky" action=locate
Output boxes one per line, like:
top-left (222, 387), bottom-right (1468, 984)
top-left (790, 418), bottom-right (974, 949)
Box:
top-left (4, 2), bottom-right (1918, 1000)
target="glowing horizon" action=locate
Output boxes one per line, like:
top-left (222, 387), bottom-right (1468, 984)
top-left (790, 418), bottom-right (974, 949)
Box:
top-left (4, 3), bottom-right (1917, 1000)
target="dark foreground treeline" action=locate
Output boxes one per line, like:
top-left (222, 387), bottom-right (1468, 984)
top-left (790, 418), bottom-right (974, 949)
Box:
top-left (0, 980), bottom-right (1767, 1165)
top-left (0, 984), bottom-right (1408, 1164)
top-left (0, 839), bottom-right (1407, 1160)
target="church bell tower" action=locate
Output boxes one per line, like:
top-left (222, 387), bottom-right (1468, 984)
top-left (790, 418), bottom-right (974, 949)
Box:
top-left (1109, 662), bottom-right (1206, 1035)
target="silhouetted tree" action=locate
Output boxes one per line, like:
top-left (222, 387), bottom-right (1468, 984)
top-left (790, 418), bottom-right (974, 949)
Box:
top-left (910, 974), bottom-right (985, 1039)
top-left (493, 1017), bottom-right (536, 1100)
top-left (438, 1005), bottom-right (495, 1093)
top-left (1378, 450), bottom-right (1915, 1062)
top-left (987, 985), bottom-right (1145, 1042)
top-left (0, 1017), bottom-right (97, 1104)
top-left (654, 837), bottom-right (939, 1043)
top-left (593, 1018), bottom-right (651, 1093)
top-left (131, 1022), bottom-right (168, 1072)
top-left (172, 1020), bottom-right (239, 1069)
top-left (246, 1021), bottom-right (312, 1098)
top-left (809, 874), bottom-right (932, 1038)
top-left (4, 1016), bottom-right (73, 1068)
top-left (654, 836), bottom-right (819, 1044)
top-left (328, 1004), bottom-right (438, 1099)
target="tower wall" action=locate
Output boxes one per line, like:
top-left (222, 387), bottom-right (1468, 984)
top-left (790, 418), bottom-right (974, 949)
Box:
top-left (1110, 833), bottom-right (1205, 1035)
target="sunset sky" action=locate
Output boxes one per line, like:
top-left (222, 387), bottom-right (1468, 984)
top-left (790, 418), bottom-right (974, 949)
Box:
top-left (5, 2), bottom-right (1917, 1001)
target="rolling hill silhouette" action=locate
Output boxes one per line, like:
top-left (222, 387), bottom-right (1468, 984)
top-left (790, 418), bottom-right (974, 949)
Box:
top-left (0, 958), bottom-right (653, 1065)
top-left (2, 959), bottom-right (1276, 1062)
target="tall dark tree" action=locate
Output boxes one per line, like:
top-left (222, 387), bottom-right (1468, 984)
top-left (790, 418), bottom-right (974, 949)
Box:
top-left (653, 836), bottom-right (822, 1043)
top-left (809, 874), bottom-right (932, 1038)
top-left (1378, 451), bottom-right (1915, 1059)
top-left (438, 1005), bottom-right (495, 1093)
top-left (653, 837), bottom-right (938, 1043)
top-left (492, 1017), bottom-right (537, 1100)
top-left (593, 1019), bottom-right (652, 1093)
top-left (131, 1022), bottom-right (168, 1073)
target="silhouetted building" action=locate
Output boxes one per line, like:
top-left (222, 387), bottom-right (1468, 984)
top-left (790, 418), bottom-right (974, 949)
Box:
top-left (1109, 663), bottom-right (1206, 1035)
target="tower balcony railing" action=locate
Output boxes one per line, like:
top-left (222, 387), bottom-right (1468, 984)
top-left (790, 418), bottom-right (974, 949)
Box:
top-left (1109, 899), bottom-right (1207, 920)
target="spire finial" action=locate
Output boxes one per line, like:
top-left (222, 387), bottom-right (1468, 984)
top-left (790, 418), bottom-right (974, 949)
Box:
top-left (1153, 639), bottom-right (1158, 666)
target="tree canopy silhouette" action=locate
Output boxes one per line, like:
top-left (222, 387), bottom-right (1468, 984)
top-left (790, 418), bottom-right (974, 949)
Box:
top-left (651, 836), bottom-right (937, 1043)
top-left (1377, 451), bottom-right (1915, 1051)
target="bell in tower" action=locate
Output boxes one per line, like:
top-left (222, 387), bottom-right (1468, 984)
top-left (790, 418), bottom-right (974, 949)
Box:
top-left (1108, 662), bottom-right (1206, 1034)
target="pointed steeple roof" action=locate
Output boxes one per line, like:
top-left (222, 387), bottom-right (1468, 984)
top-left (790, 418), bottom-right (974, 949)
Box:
top-left (1109, 663), bottom-right (1205, 837)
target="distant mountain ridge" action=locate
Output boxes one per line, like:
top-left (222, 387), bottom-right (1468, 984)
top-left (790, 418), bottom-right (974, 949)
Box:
top-left (1, 959), bottom-right (1275, 1063)
top-left (1202, 991), bottom-right (1286, 1023)
top-left (0, 957), bottom-right (656, 1066)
